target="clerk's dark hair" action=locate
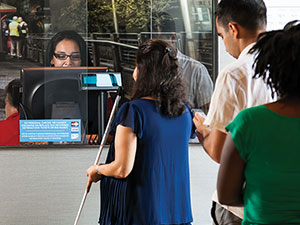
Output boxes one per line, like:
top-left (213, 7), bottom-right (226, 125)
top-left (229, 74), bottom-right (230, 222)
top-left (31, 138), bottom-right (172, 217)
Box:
top-left (132, 39), bottom-right (186, 117)
top-left (45, 30), bottom-right (91, 66)
top-left (249, 24), bottom-right (300, 98)
top-left (5, 79), bottom-right (21, 109)
top-left (215, 0), bottom-right (266, 31)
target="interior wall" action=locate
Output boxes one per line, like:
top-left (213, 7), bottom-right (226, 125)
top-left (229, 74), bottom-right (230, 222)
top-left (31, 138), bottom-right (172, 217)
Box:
top-left (0, 145), bottom-right (219, 225)
top-left (0, 147), bottom-right (102, 225)
top-left (217, 0), bottom-right (300, 75)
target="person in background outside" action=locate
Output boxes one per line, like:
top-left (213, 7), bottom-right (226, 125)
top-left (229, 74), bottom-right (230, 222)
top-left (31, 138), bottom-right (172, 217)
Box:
top-left (18, 17), bottom-right (28, 59)
top-left (217, 23), bottom-right (300, 225)
top-left (150, 12), bottom-right (213, 114)
top-left (45, 30), bottom-right (90, 67)
top-left (86, 39), bottom-right (195, 225)
top-left (0, 79), bottom-right (21, 146)
top-left (9, 16), bottom-right (21, 58)
top-left (193, 0), bottom-right (274, 224)
top-left (1, 17), bottom-right (9, 53)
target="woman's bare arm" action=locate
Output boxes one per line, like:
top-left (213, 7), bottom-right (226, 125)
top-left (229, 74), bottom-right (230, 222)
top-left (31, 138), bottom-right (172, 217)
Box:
top-left (86, 125), bottom-right (137, 191)
top-left (217, 133), bottom-right (245, 206)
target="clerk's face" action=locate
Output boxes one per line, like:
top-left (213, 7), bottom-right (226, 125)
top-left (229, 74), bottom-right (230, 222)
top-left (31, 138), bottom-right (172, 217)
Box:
top-left (51, 39), bottom-right (81, 67)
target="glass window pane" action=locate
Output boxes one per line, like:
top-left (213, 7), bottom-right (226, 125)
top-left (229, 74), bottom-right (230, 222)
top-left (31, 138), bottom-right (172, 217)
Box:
top-left (0, 0), bottom-right (215, 146)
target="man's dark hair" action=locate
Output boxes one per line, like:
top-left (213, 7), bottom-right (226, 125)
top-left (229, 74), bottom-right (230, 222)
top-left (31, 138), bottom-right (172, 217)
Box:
top-left (132, 39), bottom-right (186, 117)
top-left (215, 0), bottom-right (267, 31)
top-left (250, 24), bottom-right (300, 98)
top-left (45, 30), bottom-right (91, 66)
top-left (5, 79), bottom-right (22, 109)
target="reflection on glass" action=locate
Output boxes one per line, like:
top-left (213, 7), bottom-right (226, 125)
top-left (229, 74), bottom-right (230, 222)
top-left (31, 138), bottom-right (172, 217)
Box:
top-left (87, 0), bottom-right (214, 112)
top-left (0, 0), bottom-right (214, 146)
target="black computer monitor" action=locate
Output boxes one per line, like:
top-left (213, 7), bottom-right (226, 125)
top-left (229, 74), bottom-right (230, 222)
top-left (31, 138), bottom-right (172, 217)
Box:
top-left (20, 67), bottom-right (109, 139)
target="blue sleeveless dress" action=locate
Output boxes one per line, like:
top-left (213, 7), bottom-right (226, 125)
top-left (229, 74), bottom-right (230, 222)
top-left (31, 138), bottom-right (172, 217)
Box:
top-left (99, 99), bottom-right (195, 225)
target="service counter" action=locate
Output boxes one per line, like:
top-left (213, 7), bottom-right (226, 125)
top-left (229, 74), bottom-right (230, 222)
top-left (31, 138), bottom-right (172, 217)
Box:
top-left (0, 144), bottom-right (219, 225)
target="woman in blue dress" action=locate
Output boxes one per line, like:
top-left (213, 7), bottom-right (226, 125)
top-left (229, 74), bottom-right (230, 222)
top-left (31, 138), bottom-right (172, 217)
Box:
top-left (86, 39), bottom-right (195, 225)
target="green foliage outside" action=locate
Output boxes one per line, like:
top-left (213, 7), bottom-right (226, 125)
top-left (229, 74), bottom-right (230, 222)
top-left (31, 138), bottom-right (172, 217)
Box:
top-left (88, 0), bottom-right (178, 33)
top-left (59, 0), bottom-right (87, 32)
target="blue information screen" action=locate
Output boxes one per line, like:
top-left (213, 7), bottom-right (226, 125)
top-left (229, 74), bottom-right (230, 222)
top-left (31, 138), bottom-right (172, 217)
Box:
top-left (20, 119), bottom-right (81, 142)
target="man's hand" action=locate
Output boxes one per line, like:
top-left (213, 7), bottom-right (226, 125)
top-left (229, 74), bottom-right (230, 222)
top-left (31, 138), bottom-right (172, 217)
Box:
top-left (193, 112), bottom-right (210, 143)
top-left (193, 112), bottom-right (227, 163)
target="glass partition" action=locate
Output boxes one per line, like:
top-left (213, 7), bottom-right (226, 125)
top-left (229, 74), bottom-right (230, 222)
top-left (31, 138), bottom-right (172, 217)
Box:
top-left (0, 0), bottom-right (215, 146)
top-left (88, 0), bottom-right (214, 94)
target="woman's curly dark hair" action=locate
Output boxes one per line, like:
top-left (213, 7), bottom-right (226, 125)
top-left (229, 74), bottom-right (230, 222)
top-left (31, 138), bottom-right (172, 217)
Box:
top-left (249, 24), bottom-right (300, 98)
top-left (131, 39), bottom-right (187, 117)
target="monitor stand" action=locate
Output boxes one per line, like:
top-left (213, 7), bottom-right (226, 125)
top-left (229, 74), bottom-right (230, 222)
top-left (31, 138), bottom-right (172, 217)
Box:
top-left (98, 92), bottom-right (108, 141)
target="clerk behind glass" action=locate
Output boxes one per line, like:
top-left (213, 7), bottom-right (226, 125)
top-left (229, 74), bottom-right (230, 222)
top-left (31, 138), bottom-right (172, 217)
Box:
top-left (45, 30), bottom-right (90, 67)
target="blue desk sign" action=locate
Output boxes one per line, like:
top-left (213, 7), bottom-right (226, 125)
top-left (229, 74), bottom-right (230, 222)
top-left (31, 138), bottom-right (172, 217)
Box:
top-left (20, 119), bottom-right (81, 142)
top-left (80, 72), bottom-right (122, 91)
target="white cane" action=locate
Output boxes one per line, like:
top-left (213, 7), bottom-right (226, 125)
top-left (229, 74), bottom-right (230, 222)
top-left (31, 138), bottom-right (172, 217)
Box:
top-left (74, 89), bottom-right (123, 225)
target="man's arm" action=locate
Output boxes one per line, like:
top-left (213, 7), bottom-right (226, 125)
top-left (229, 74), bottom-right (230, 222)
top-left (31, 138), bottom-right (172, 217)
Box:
top-left (193, 112), bottom-right (227, 163)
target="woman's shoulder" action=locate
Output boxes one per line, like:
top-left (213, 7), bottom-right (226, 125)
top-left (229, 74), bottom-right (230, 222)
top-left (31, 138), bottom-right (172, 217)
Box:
top-left (230, 105), bottom-right (266, 125)
top-left (230, 105), bottom-right (275, 132)
top-left (119, 99), bottom-right (155, 111)
top-left (118, 99), bottom-right (192, 119)
top-left (116, 99), bottom-right (154, 119)
top-left (238, 105), bottom-right (268, 118)
top-left (226, 105), bottom-right (266, 135)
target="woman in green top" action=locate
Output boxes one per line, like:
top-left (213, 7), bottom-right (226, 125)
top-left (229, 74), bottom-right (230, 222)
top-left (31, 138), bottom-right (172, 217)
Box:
top-left (217, 24), bottom-right (300, 224)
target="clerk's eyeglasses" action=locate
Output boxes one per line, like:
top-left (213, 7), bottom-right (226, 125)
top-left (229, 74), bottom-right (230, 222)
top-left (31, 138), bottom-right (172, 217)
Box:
top-left (54, 53), bottom-right (81, 61)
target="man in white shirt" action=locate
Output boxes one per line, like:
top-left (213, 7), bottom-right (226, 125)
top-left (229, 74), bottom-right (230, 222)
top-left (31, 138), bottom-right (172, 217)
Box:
top-left (193, 0), bottom-right (274, 224)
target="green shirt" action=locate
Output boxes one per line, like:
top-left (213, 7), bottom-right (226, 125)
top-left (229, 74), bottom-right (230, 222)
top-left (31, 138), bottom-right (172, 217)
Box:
top-left (226, 105), bottom-right (300, 225)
